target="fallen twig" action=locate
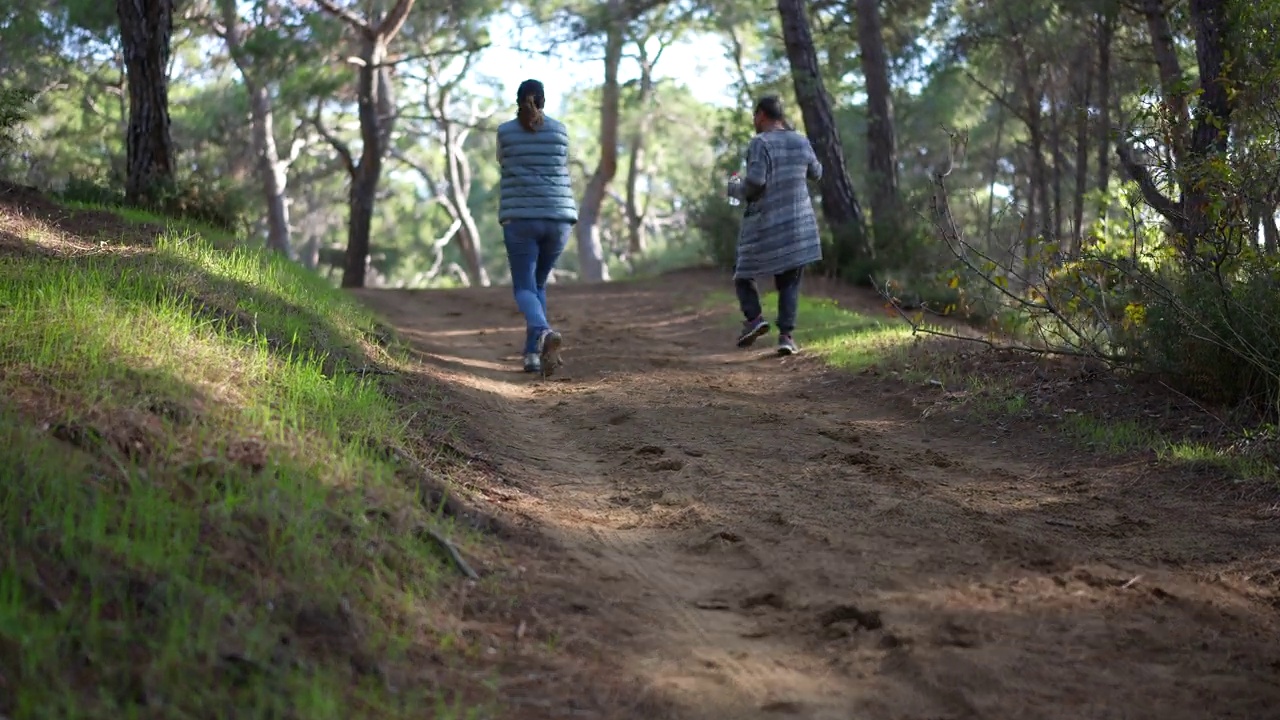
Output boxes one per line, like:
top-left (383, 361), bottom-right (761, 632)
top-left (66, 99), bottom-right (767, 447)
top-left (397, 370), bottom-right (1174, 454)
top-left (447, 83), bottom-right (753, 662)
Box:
top-left (353, 365), bottom-right (396, 377)
top-left (419, 526), bottom-right (479, 580)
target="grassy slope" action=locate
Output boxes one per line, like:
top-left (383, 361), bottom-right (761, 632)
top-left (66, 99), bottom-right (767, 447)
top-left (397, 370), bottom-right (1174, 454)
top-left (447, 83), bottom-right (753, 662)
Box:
top-left (0, 194), bottom-right (496, 719)
top-left (708, 289), bottom-right (1275, 481)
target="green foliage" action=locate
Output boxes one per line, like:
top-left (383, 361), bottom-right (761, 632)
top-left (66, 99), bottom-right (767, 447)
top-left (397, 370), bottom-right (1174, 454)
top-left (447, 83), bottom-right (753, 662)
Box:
top-left (0, 87), bottom-right (34, 160)
top-left (1124, 256), bottom-right (1280, 413)
top-left (690, 190), bottom-right (740, 269)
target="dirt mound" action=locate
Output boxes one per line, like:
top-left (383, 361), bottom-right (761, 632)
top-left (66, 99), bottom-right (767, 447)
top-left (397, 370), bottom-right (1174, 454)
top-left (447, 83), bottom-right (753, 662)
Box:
top-left (0, 180), bottom-right (165, 254)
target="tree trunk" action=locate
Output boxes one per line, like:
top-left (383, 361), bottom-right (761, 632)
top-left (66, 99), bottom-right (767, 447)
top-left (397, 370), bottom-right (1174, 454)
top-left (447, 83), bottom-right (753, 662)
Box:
top-left (313, 0), bottom-right (415, 288)
top-left (219, 0), bottom-right (292, 257)
top-left (854, 0), bottom-right (899, 239)
top-left (1117, 0), bottom-right (1234, 260)
top-left (777, 0), bottom-right (870, 274)
top-left (1140, 0), bottom-right (1189, 164)
top-left (342, 39), bottom-right (386, 288)
top-left (1095, 7), bottom-right (1114, 202)
top-left (443, 119), bottom-right (488, 286)
top-left (625, 51), bottom-right (656, 257)
top-left (1263, 209), bottom-right (1279, 254)
top-left (575, 12), bottom-right (623, 283)
top-left (1049, 69), bottom-right (1064, 245)
top-left (1071, 44), bottom-right (1092, 256)
top-left (1009, 17), bottom-right (1049, 271)
top-left (984, 84), bottom-right (1008, 243)
top-left (247, 81), bottom-right (292, 257)
top-left (116, 0), bottom-right (175, 206)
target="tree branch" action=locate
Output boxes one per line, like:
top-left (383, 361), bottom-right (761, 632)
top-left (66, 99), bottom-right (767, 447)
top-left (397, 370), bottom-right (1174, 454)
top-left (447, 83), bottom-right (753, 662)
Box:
top-left (312, 106), bottom-right (356, 177)
top-left (1115, 140), bottom-right (1183, 229)
top-left (374, 0), bottom-right (416, 41)
top-left (312, 0), bottom-right (371, 34)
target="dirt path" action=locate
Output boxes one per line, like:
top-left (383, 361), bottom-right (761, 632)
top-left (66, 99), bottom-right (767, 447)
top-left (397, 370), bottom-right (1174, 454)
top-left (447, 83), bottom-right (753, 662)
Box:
top-left (356, 272), bottom-right (1280, 720)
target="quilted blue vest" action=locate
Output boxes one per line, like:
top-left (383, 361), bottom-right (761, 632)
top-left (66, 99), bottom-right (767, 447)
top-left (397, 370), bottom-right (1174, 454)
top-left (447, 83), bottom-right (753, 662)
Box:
top-left (496, 116), bottom-right (579, 224)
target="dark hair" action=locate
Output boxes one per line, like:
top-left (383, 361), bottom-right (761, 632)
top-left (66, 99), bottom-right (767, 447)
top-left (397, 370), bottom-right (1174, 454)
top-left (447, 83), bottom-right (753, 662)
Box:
top-left (517, 79), bottom-right (546, 132)
top-left (754, 95), bottom-right (785, 122)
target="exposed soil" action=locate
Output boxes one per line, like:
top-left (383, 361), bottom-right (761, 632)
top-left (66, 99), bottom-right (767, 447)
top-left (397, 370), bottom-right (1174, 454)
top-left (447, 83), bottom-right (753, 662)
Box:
top-left (356, 272), bottom-right (1280, 720)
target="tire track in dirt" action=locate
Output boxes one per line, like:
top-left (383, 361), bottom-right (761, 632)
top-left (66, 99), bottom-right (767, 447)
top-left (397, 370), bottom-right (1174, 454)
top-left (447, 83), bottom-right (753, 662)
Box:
top-left (356, 272), bottom-right (1280, 720)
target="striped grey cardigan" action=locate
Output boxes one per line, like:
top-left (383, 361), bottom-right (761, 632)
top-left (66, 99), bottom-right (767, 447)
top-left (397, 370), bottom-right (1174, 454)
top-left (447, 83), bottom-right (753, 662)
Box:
top-left (727, 129), bottom-right (823, 279)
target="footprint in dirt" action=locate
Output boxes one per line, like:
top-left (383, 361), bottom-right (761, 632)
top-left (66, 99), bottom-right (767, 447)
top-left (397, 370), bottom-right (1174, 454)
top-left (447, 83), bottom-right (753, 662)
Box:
top-left (818, 426), bottom-right (861, 445)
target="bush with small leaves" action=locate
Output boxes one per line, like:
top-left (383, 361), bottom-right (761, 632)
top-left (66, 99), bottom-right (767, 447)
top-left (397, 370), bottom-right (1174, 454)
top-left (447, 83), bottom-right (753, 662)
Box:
top-left (0, 87), bottom-right (35, 161)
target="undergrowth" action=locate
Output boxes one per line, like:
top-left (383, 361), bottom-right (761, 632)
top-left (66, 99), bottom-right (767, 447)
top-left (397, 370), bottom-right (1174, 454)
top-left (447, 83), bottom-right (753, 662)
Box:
top-left (0, 204), bottom-right (493, 718)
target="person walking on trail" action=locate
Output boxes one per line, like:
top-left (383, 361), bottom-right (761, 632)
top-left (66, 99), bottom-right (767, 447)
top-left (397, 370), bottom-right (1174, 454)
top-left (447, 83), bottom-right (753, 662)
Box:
top-left (496, 78), bottom-right (578, 377)
top-left (727, 95), bottom-right (823, 356)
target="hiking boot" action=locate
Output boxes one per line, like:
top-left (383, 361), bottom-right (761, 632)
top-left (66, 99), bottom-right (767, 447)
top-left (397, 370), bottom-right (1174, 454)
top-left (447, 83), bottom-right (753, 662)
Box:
top-left (737, 317), bottom-right (770, 348)
top-left (523, 353), bottom-right (542, 373)
top-left (777, 334), bottom-right (798, 356)
top-left (536, 329), bottom-right (563, 378)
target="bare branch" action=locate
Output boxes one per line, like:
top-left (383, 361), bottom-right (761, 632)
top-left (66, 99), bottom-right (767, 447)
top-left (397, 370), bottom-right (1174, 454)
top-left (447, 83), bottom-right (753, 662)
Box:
top-left (380, 41), bottom-right (491, 68)
top-left (311, 106), bottom-right (356, 176)
top-left (312, 0), bottom-right (371, 33)
top-left (374, 0), bottom-right (416, 41)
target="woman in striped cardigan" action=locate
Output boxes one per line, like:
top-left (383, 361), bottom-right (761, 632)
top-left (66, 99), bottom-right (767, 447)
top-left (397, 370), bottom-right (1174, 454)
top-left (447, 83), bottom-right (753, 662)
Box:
top-left (727, 95), bottom-right (824, 356)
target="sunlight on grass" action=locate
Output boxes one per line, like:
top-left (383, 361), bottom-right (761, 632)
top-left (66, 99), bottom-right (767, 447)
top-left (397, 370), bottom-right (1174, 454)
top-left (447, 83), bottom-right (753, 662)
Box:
top-left (706, 290), bottom-right (916, 371)
top-left (0, 224), bottom-right (490, 718)
top-left (1062, 410), bottom-right (1276, 481)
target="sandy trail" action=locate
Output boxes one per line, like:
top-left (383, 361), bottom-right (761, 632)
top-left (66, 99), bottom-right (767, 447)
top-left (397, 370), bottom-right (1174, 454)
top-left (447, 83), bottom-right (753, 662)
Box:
top-left (356, 272), bottom-right (1280, 720)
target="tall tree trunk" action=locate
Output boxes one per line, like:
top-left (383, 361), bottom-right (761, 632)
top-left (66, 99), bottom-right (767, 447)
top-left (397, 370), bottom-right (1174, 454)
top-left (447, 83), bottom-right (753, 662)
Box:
top-left (984, 83), bottom-right (1008, 243)
top-left (777, 0), bottom-right (870, 275)
top-left (854, 0), bottom-right (899, 241)
top-left (443, 119), bottom-right (488, 286)
top-left (218, 0), bottom-right (291, 257)
top-left (342, 39), bottom-right (387, 288)
top-left (1049, 69), bottom-right (1064, 245)
top-left (1071, 42), bottom-right (1093, 257)
top-left (1117, 0), bottom-right (1235, 259)
top-left (1095, 7), bottom-right (1114, 202)
top-left (116, 0), bottom-right (175, 206)
top-left (1140, 0), bottom-right (1190, 164)
top-left (575, 15), bottom-right (623, 283)
top-left (247, 82), bottom-right (292, 257)
top-left (625, 47), bottom-right (657, 257)
top-left (1009, 15), bottom-right (1049, 273)
top-left (314, 0), bottom-right (415, 288)
top-left (1263, 209), bottom-right (1279, 254)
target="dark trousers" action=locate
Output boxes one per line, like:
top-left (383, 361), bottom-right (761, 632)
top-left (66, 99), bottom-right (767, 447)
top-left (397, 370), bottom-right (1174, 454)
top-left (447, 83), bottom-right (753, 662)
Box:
top-left (735, 266), bottom-right (804, 335)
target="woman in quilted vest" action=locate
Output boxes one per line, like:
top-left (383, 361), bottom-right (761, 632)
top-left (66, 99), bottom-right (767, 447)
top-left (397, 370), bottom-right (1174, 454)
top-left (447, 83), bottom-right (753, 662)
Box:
top-left (496, 79), bottom-right (579, 376)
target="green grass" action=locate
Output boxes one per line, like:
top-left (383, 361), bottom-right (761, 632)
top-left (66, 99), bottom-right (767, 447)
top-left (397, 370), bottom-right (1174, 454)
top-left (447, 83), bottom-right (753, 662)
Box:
top-left (706, 290), bottom-right (917, 371)
top-left (1061, 413), bottom-right (1277, 480)
top-left (0, 209), bottom-right (493, 718)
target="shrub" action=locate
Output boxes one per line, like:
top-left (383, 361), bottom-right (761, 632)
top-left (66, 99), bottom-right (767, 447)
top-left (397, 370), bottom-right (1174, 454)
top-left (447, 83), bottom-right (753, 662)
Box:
top-left (0, 87), bottom-right (35, 161)
top-left (1126, 256), bottom-right (1280, 412)
top-left (690, 191), bottom-right (740, 271)
top-left (55, 174), bottom-right (250, 234)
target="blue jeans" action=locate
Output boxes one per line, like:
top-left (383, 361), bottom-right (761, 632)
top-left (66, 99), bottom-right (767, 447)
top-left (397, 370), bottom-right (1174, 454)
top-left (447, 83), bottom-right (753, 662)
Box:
top-left (504, 219), bottom-right (571, 354)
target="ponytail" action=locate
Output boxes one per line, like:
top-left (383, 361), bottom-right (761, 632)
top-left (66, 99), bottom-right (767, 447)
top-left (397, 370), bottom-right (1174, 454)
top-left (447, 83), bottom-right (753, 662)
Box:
top-left (518, 94), bottom-right (544, 131)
